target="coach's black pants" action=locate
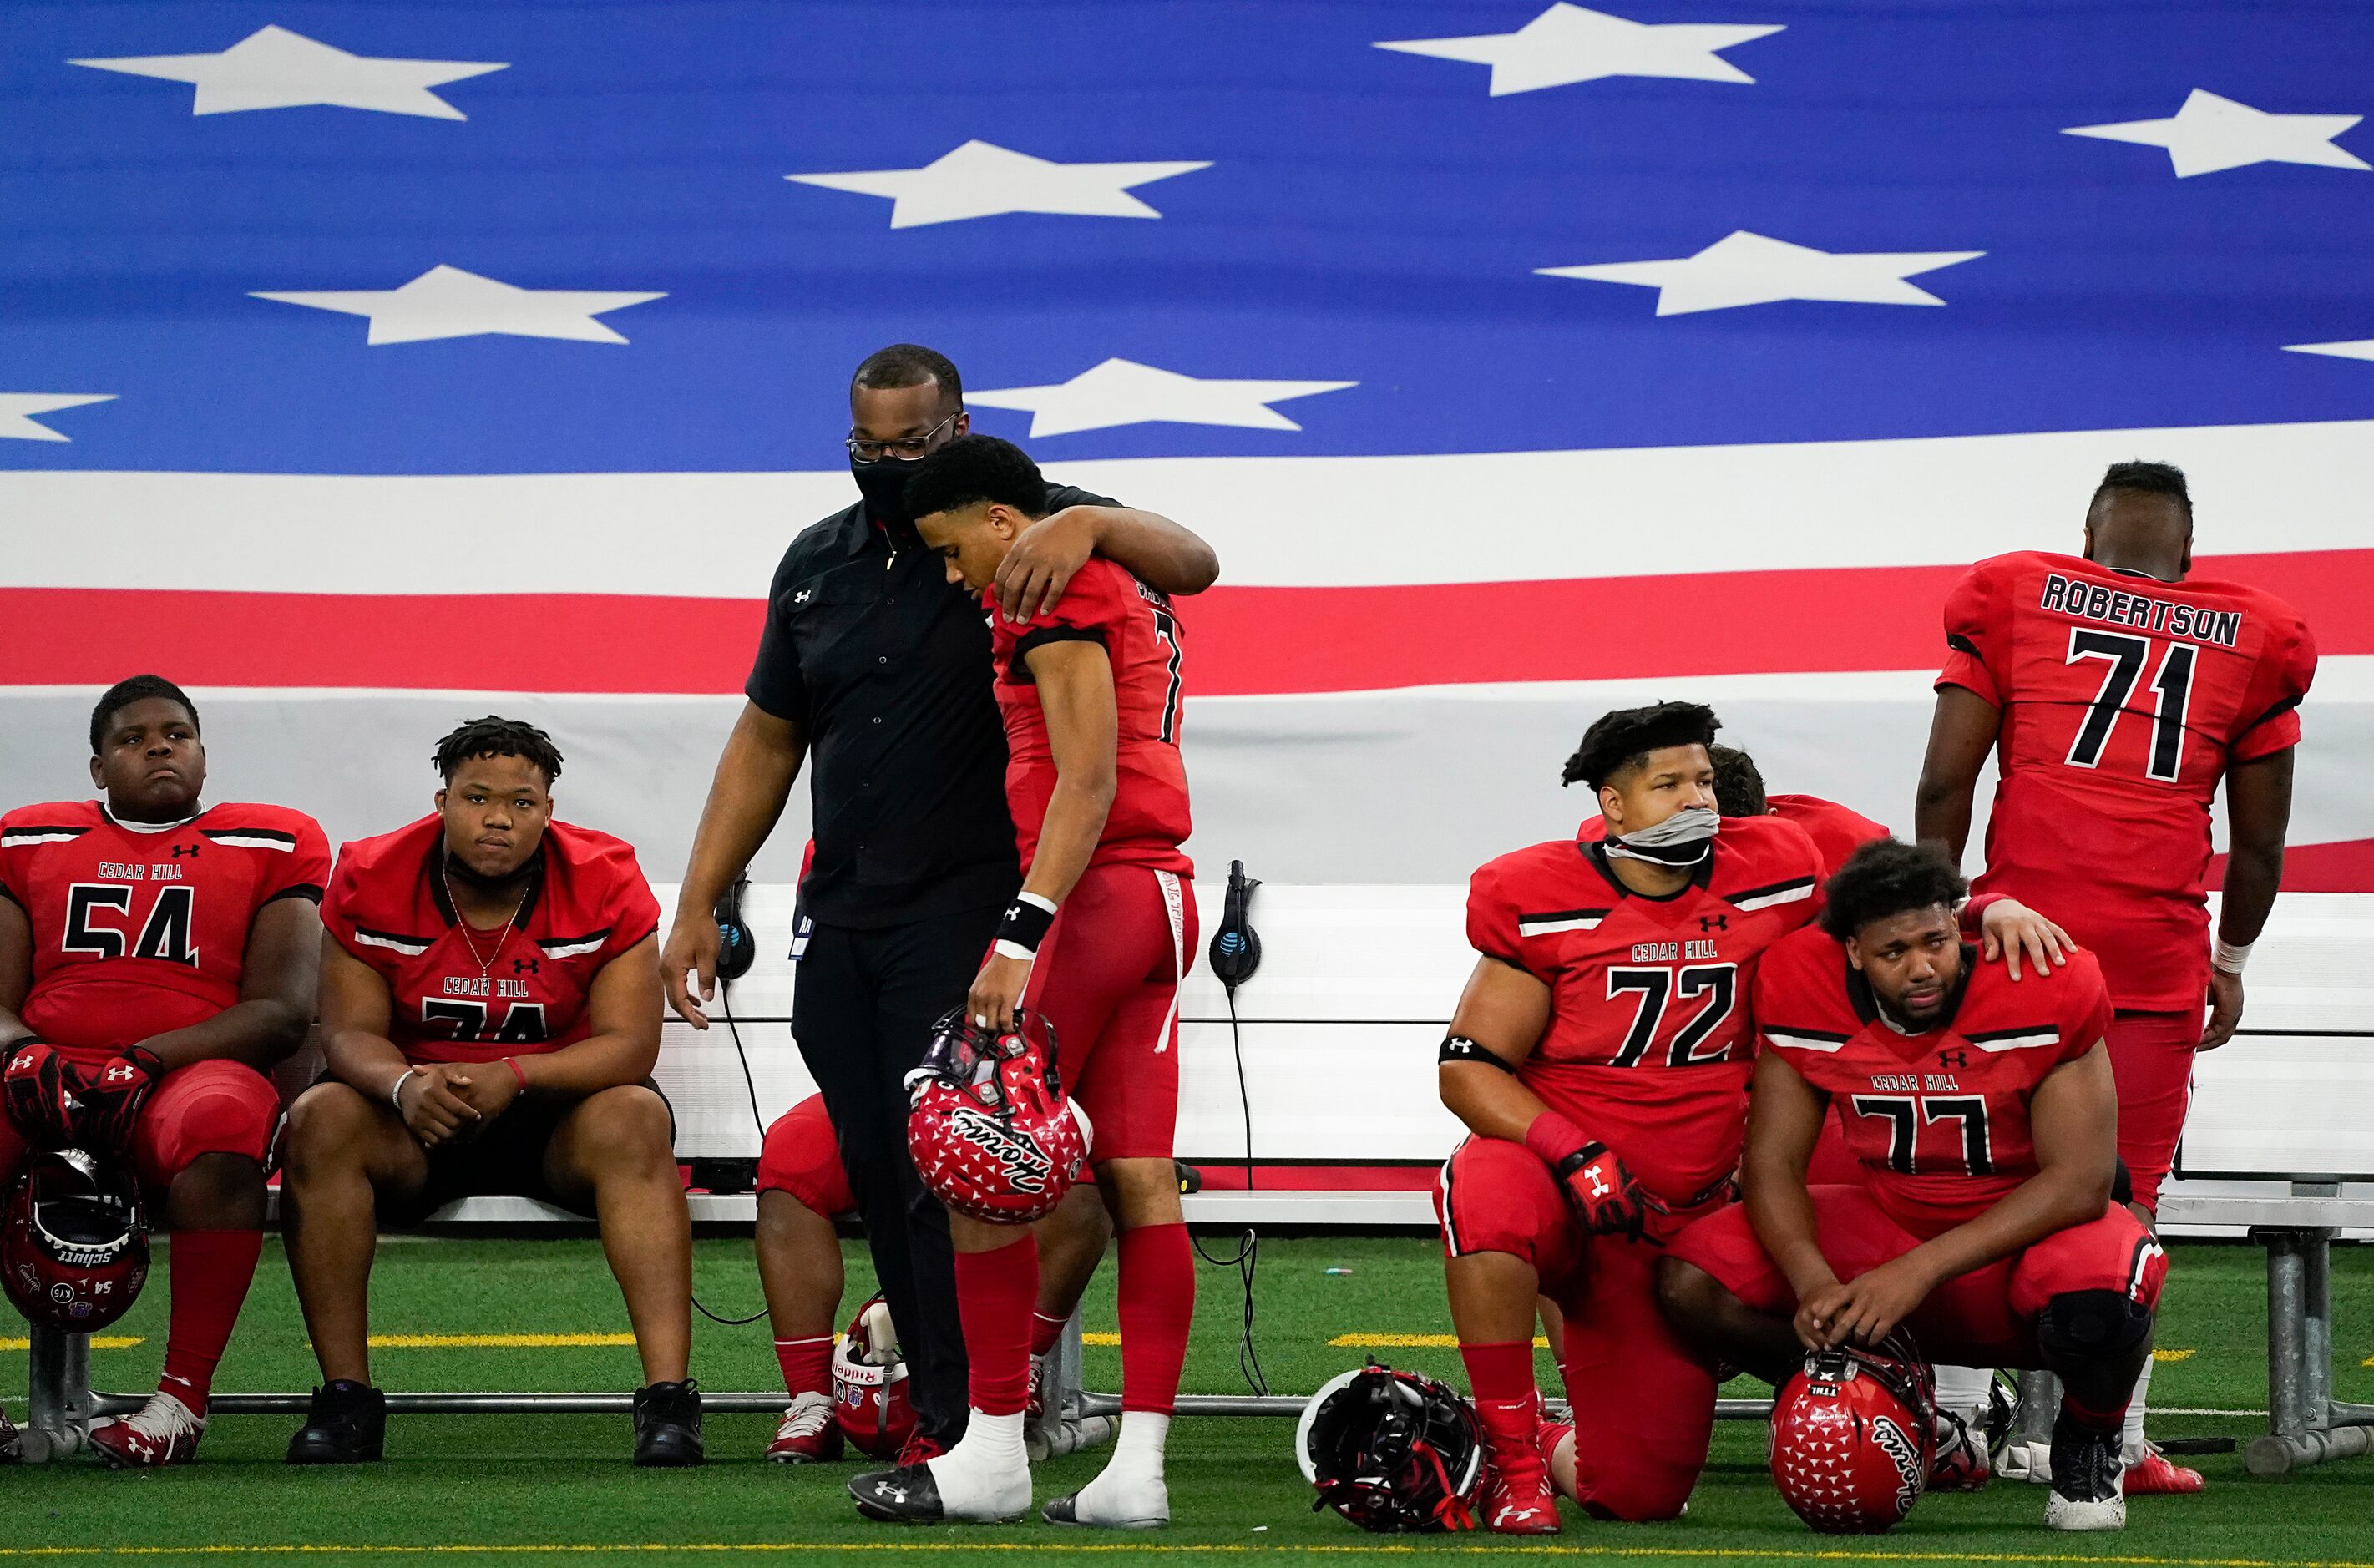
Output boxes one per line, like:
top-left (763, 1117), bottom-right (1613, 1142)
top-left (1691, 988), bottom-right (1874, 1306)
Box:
top-left (792, 904), bottom-right (1001, 1445)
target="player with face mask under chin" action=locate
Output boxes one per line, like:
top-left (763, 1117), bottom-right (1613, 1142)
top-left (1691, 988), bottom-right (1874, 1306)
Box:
top-left (1431, 702), bottom-right (1828, 1531)
top-left (1659, 838), bottom-right (2164, 1532)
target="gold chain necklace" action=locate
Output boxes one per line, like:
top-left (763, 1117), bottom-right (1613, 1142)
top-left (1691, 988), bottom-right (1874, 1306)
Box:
top-left (443, 865), bottom-right (529, 978)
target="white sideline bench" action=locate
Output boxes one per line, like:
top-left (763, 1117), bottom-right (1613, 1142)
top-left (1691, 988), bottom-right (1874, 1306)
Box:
top-left (18, 885), bottom-right (2373, 1467)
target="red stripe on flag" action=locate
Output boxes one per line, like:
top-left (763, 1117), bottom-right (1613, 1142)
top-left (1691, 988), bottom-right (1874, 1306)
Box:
top-left (4, 550), bottom-right (2366, 696)
top-left (2209, 838), bottom-right (2374, 896)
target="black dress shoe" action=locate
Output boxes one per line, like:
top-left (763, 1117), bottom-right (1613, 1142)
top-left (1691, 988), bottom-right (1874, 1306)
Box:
top-left (852, 1463), bottom-right (950, 1522)
top-left (287, 1381), bottom-right (386, 1464)
top-left (632, 1378), bottom-right (705, 1467)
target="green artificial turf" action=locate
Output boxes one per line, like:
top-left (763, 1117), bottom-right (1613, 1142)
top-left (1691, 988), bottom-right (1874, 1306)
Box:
top-left (5, 1235), bottom-right (2372, 1565)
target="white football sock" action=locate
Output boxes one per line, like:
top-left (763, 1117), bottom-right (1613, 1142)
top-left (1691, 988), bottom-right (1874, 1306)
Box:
top-left (1070, 1412), bottom-right (1172, 1526)
top-left (2122, 1354), bottom-right (2154, 1464)
top-left (928, 1409), bottom-right (1030, 1520)
top-left (1931, 1363), bottom-right (1995, 1422)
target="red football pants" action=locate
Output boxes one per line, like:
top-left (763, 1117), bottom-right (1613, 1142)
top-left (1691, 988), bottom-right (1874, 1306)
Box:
top-left (2106, 1010), bottom-right (2199, 1212)
top-left (1435, 1134), bottom-right (1714, 1521)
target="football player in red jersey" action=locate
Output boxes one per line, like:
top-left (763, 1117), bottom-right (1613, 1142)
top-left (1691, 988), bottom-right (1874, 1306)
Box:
top-left (847, 436), bottom-right (1198, 1529)
top-left (0, 675), bottom-right (327, 1467)
top-left (754, 1090), bottom-right (1113, 1464)
top-left (1915, 461), bottom-right (2315, 1489)
top-left (1435, 702), bottom-right (1827, 1530)
top-left (281, 717), bottom-right (694, 1467)
top-left (1661, 840), bottom-right (2167, 1531)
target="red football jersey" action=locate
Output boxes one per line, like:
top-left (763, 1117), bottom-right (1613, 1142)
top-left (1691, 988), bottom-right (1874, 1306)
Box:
top-left (322, 815), bottom-right (661, 1065)
top-left (1758, 926), bottom-right (2112, 1238)
top-left (987, 557), bottom-right (1192, 875)
top-left (1938, 549), bottom-right (2316, 1010)
top-left (1766, 794), bottom-right (1889, 879)
top-left (1466, 817), bottom-right (1825, 1206)
top-left (0, 800), bottom-right (330, 1053)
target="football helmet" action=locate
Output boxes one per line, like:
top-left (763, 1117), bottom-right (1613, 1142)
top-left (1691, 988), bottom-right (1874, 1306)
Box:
top-left (833, 1295), bottom-right (919, 1460)
top-left (904, 1009), bottom-right (1091, 1224)
top-left (1298, 1362), bottom-right (1486, 1533)
top-left (1770, 1335), bottom-right (1937, 1534)
top-left (2, 1147), bottom-right (149, 1333)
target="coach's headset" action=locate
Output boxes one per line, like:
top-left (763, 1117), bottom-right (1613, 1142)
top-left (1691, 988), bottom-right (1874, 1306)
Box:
top-left (713, 875), bottom-right (757, 983)
top-left (1207, 860), bottom-right (1263, 992)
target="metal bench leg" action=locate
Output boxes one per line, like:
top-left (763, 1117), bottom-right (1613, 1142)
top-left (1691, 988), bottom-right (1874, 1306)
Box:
top-left (18, 1326), bottom-right (92, 1463)
top-left (2246, 1226), bottom-right (2374, 1475)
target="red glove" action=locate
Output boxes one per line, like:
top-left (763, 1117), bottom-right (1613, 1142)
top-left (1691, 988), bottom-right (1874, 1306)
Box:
top-left (73, 1048), bottom-right (161, 1158)
top-left (1525, 1111), bottom-right (1648, 1239)
top-left (3, 1040), bottom-right (86, 1150)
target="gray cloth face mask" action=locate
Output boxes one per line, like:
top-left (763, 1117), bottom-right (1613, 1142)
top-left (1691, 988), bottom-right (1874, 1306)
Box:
top-left (1603, 804), bottom-right (1719, 867)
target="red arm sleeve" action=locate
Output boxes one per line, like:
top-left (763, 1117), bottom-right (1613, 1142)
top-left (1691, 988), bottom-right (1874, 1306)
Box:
top-left (1936, 559), bottom-right (2004, 706)
top-left (2230, 609), bottom-right (2318, 763)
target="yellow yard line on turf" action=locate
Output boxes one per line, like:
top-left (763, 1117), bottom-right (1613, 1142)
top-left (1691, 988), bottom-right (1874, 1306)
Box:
top-left (364, 1334), bottom-right (638, 1348)
top-left (2152, 1348), bottom-right (2194, 1362)
top-left (0, 1337), bottom-right (143, 1350)
top-left (9, 1550), bottom-right (2374, 1566)
top-left (1084, 1332), bottom-right (1121, 1345)
top-left (1329, 1334), bottom-right (1548, 1349)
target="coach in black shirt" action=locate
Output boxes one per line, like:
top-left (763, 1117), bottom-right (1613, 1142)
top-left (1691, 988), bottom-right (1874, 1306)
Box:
top-left (663, 345), bottom-right (1217, 1448)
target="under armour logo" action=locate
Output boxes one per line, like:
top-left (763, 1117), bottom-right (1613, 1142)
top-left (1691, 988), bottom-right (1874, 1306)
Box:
top-left (513, 958), bottom-right (539, 975)
top-left (105, 1065), bottom-right (136, 1085)
top-left (1587, 1171), bottom-right (1612, 1199)
top-left (793, 588), bottom-right (813, 605)
top-left (1937, 1049), bottom-right (1968, 1069)
top-left (171, 843), bottom-right (200, 858)
top-left (1699, 914), bottom-right (1728, 933)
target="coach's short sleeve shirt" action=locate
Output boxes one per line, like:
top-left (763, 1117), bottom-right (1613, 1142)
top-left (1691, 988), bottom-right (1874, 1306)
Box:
top-left (745, 484), bottom-right (1116, 928)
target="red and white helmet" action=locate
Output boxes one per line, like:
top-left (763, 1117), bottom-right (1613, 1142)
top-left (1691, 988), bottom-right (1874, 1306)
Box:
top-left (2, 1148), bottom-right (149, 1333)
top-left (904, 1009), bottom-right (1091, 1225)
top-left (1770, 1336), bottom-right (1937, 1534)
top-left (833, 1295), bottom-right (918, 1460)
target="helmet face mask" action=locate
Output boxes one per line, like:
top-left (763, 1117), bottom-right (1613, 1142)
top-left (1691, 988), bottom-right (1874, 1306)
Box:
top-left (905, 1009), bottom-right (1091, 1225)
top-left (1298, 1362), bottom-right (1486, 1533)
top-left (3, 1148), bottom-right (149, 1333)
top-left (1769, 1333), bottom-right (1937, 1534)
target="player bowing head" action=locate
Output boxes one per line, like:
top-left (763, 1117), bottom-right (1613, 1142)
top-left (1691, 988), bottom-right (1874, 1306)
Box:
top-left (1, 675), bottom-right (330, 1467)
top-left (1430, 701), bottom-right (1828, 1533)
top-left (854, 433), bottom-right (1198, 1532)
top-left (1658, 839), bottom-right (2164, 1533)
top-left (282, 717), bottom-right (693, 1469)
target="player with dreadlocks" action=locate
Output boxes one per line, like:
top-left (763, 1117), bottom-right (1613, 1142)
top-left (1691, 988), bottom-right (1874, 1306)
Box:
top-left (281, 717), bottom-right (691, 1468)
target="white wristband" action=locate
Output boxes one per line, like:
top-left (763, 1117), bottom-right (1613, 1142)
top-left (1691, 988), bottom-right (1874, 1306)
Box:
top-left (2212, 938), bottom-right (2252, 975)
top-left (391, 1067), bottom-right (418, 1111)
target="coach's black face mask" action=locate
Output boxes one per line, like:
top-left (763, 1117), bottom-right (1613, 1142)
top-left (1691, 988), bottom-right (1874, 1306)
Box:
top-left (851, 455), bottom-right (919, 526)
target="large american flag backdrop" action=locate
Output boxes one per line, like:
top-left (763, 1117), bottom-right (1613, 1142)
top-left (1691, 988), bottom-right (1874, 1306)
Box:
top-left (6, 2), bottom-right (2371, 893)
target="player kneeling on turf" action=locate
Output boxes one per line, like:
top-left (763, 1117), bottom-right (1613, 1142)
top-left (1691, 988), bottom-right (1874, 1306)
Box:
top-left (1, 675), bottom-right (328, 1468)
top-left (848, 437), bottom-right (1198, 1529)
top-left (1658, 839), bottom-right (2165, 1532)
top-left (281, 718), bottom-right (696, 1467)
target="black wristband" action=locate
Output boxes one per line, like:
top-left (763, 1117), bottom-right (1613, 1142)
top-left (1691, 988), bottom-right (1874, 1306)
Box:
top-left (993, 894), bottom-right (1059, 960)
top-left (1439, 1035), bottom-right (1512, 1071)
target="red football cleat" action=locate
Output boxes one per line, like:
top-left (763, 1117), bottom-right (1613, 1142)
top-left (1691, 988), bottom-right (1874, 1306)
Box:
top-left (767, 1390), bottom-right (843, 1464)
top-left (88, 1391), bottom-right (204, 1469)
top-left (1480, 1454), bottom-right (1561, 1535)
top-left (2125, 1446), bottom-right (2205, 1495)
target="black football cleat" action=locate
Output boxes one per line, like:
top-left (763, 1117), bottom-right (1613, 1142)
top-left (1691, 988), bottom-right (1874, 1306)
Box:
top-left (632, 1378), bottom-right (705, 1467)
top-left (286, 1380), bottom-right (386, 1465)
top-left (852, 1463), bottom-right (950, 1522)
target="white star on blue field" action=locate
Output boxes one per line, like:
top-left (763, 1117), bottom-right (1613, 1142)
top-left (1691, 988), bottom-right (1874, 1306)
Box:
top-left (8, 2), bottom-right (2374, 473)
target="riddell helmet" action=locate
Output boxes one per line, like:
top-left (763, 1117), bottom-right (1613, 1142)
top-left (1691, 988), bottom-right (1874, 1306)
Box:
top-left (833, 1295), bottom-right (918, 1460)
top-left (905, 1009), bottom-right (1091, 1224)
top-left (1298, 1362), bottom-right (1486, 1533)
top-left (2, 1148), bottom-right (149, 1333)
top-left (1770, 1336), bottom-right (1937, 1534)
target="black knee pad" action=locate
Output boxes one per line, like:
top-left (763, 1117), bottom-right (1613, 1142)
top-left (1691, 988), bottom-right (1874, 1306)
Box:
top-left (2035, 1288), bottom-right (2153, 1362)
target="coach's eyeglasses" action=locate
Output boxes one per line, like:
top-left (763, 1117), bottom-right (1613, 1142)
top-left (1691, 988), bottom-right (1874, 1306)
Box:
top-left (846, 412), bottom-right (959, 463)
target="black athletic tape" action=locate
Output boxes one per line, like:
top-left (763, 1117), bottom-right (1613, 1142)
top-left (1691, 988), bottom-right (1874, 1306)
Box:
top-left (1438, 1035), bottom-right (1512, 1071)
